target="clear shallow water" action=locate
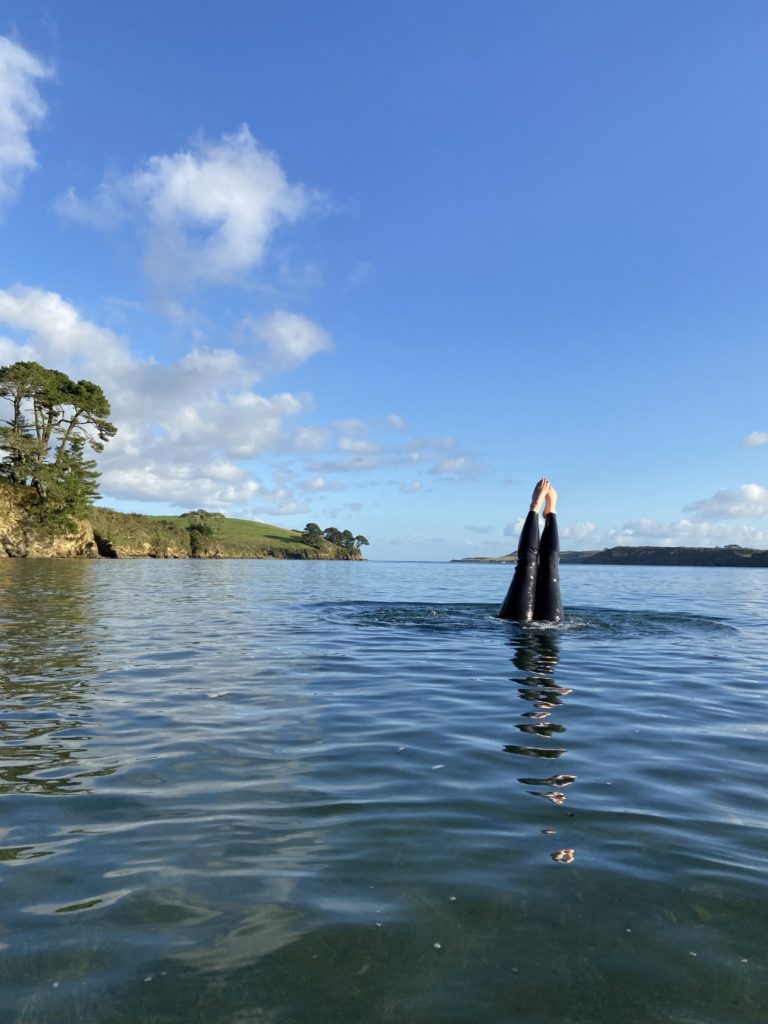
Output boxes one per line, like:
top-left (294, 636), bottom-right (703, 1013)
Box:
top-left (1, 559), bottom-right (767, 1024)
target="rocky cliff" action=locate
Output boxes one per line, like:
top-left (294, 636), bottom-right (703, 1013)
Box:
top-left (0, 484), bottom-right (98, 558)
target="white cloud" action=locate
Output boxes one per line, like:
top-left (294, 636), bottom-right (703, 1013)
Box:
top-left (409, 435), bottom-right (455, 452)
top-left (293, 425), bottom-right (328, 451)
top-left (503, 518), bottom-right (526, 538)
top-left (0, 284), bottom-right (130, 372)
top-left (561, 521), bottom-right (598, 542)
top-left (98, 464), bottom-right (263, 508)
top-left (241, 309), bottom-right (331, 370)
top-left (57, 125), bottom-right (318, 290)
top-left (207, 460), bottom-right (245, 482)
top-left (311, 454), bottom-right (383, 473)
top-left (0, 36), bottom-right (51, 214)
top-left (303, 426), bottom-right (463, 480)
top-left (742, 432), bottom-right (768, 448)
top-left (299, 477), bottom-right (344, 493)
top-left (331, 417), bottom-right (368, 436)
top-left (0, 286), bottom-right (315, 510)
top-left (429, 455), bottom-right (481, 478)
top-left (0, 332), bottom-right (34, 362)
top-left (464, 524), bottom-right (494, 535)
top-left (684, 483), bottom-right (768, 520)
top-left (338, 437), bottom-right (381, 454)
top-left (178, 346), bottom-right (246, 377)
top-left (400, 480), bottom-right (422, 494)
top-left (245, 492), bottom-right (311, 519)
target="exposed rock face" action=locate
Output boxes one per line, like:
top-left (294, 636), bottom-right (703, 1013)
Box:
top-left (91, 533), bottom-right (189, 559)
top-left (0, 495), bottom-right (98, 559)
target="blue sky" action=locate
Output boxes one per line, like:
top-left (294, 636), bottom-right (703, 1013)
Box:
top-left (1, 1), bottom-right (766, 560)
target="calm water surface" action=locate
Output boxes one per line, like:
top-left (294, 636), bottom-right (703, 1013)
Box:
top-left (1, 560), bottom-right (767, 1023)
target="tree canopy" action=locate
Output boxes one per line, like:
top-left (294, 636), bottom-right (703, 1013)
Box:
top-left (300, 522), bottom-right (369, 554)
top-left (0, 360), bottom-right (117, 529)
top-left (301, 522), bottom-right (324, 548)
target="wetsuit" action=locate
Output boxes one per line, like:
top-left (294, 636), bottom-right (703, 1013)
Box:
top-left (498, 511), bottom-right (562, 623)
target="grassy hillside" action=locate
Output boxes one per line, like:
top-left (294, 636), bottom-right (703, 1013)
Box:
top-left (88, 508), bottom-right (363, 559)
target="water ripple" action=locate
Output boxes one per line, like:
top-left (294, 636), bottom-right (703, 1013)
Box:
top-left (0, 560), bottom-right (766, 1023)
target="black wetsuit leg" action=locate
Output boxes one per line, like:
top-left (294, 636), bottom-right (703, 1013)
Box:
top-left (498, 510), bottom-right (539, 621)
top-left (533, 512), bottom-right (563, 623)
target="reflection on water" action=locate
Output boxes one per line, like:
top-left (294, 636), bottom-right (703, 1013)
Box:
top-left (503, 627), bottom-right (577, 863)
top-left (0, 561), bottom-right (115, 801)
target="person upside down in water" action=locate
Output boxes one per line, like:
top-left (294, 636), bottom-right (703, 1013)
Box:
top-left (498, 478), bottom-right (563, 623)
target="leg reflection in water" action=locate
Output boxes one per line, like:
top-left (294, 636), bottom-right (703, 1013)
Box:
top-left (502, 627), bottom-right (576, 863)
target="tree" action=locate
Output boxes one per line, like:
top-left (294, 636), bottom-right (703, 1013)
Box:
top-left (302, 522), bottom-right (324, 548)
top-left (0, 361), bottom-right (117, 530)
top-left (186, 519), bottom-right (216, 557)
top-left (323, 526), bottom-right (342, 546)
top-left (182, 510), bottom-right (219, 557)
top-left (340, 529), bottom-right (355, 550)
top-left (181, 509), bottom-right (225, 519)
top-left (354, 535), bottom-right (369, 550)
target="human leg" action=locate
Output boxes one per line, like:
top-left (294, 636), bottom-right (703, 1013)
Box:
top-left (533, 485), bottom-right (562, 622)
top-left (498, 479), bottom-right (548, 621)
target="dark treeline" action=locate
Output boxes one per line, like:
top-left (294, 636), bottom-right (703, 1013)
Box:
top-left (560, 545), bottom-right (768, 568)
top-left (301, 522), bottom-right (369, 553)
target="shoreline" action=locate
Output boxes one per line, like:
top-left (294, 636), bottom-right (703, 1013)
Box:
top-left (452, 545), bottom-right (768, 569)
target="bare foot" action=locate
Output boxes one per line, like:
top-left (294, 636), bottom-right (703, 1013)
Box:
top-left (544, 483), bottom-right (558, 516)
top-left (530, 478), bottom-right (549, 513)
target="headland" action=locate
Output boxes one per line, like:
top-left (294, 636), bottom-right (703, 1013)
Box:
top-left (452, 545), bottom-right (768, 568)
top-left (0, 482), bottom-right (365, 560)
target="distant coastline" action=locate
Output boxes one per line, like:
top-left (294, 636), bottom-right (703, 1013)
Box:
top-left (452, 545), bottom-right (768, 568)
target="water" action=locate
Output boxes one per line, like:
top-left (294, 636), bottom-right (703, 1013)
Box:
top-left (1, 560), bottom-right (767, 1024)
